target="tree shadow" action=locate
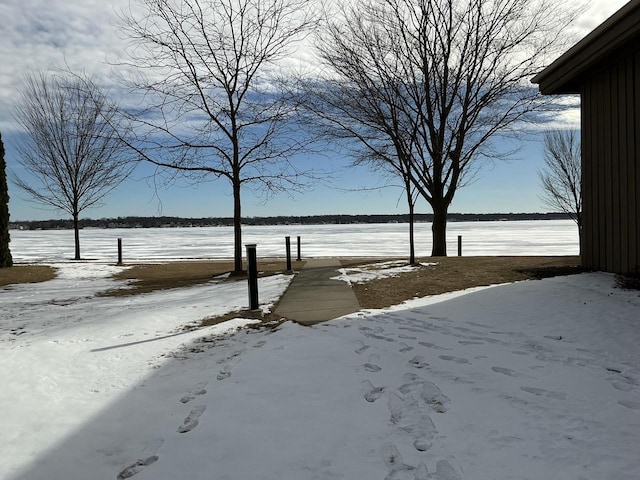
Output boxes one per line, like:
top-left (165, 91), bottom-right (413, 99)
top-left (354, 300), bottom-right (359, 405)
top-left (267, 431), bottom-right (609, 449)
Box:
top-left (6, 324), bottom-right (267, 480)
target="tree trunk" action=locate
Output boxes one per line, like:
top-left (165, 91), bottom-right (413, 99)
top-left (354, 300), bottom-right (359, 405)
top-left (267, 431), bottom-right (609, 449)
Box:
top-left (408, 195), bottom-right (416, 265)
top-left (577, 220), bottom-right (583, 258)
top-left (232, 180), bottom-right (243, 273)
top-left (73, 212), bottom-right (81, 260)
top-left (431, 203), bottom-right (448, 257)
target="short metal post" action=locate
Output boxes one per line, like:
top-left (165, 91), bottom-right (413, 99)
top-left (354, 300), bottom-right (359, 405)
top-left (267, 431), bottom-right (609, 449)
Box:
top-left (246, 244), bottom-right (259, 310)
top-left (285, 236), bottom-right (292, 272)
top-left (457, 235), bottom-right (462, 257)
top-left (117, 238), bottom-right (123, 265)
top-left (297, 236), bottom-right (301, 261)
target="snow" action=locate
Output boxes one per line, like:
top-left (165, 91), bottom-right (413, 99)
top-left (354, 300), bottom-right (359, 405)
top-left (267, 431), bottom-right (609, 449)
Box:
top-left (2, 254), bottom-right (639, 479)
top-left (0, 263), bottom-right (292, 479)
top-left (333, 260), bottom-right (438, 284)
top-left (1, 219), bottom-right (637, 479)
top-left (9, 219), bottom-right (579, 262)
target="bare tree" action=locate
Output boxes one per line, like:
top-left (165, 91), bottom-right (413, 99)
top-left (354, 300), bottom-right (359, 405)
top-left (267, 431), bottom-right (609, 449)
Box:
top-left (298, 46), bottom-right (421, 262)
top-left (117, 0), bottom-right (319, 273)
top-left (351, 151), bottom-right (420, 265)
top-left (311, 0), bottom-right (577, 256)
top-left (539, 129), bottom-right (582, 252)
top-left (12, 70), bottom-right (133, 260)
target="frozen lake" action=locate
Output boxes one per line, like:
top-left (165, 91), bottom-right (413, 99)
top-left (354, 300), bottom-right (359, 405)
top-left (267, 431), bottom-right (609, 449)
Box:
top-left (9, 220), bottom-right (579, 263)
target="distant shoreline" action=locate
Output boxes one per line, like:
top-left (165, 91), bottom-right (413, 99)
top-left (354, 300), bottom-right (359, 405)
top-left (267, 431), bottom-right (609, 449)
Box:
top-left (10, 212), bottom-right (572, 231)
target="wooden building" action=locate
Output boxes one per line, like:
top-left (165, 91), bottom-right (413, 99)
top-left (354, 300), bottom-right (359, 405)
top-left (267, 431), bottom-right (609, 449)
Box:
top-left (532, 0), bottom-right (640, 274)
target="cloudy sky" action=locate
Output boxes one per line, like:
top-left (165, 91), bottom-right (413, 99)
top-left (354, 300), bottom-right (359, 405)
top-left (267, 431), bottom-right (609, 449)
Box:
top-left (0, 0), bottom-right (631, 221)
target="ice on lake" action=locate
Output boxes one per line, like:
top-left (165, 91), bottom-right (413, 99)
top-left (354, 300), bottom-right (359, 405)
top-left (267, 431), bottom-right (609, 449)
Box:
top-left (10, 219), bottom-right (579, 263)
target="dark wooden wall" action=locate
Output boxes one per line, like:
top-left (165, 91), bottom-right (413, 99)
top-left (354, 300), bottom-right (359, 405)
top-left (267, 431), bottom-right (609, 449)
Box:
top-left (581, 46), bottom-right (640, 274)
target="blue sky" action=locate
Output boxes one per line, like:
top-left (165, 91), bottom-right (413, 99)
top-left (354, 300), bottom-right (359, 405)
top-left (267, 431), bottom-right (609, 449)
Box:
top-left (0, 0), bottom-right (629, 221)
top-left (4, 132), bottom-right (566, 220)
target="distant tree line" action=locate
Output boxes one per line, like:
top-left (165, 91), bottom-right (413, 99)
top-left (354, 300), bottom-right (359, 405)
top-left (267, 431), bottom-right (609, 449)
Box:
top-left (9, 213), bottom-right (572, 231)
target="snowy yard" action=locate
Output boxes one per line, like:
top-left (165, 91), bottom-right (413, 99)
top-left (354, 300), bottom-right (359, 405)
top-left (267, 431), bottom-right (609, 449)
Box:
top-left (1, 262), bottom-right (639, 479)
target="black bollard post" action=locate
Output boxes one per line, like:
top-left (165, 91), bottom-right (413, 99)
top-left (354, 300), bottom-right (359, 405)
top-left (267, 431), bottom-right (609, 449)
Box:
top-left (458, 235), bottom-right (462, 257)
top-left (117, 238), bottom-right (123, 265)
top-left (246, 244), bottom-right (259, 310)
top-left (297, 236), bottom-right (301, 261)
top-left (285, 236), bottom-right (292, 272)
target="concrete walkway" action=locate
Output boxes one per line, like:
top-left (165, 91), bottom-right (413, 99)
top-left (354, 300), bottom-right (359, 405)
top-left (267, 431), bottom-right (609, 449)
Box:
top-left (274, 258), bottom-right (361, 326)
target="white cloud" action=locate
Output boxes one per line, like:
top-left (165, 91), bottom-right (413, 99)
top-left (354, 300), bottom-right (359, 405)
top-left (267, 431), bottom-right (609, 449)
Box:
top-left (0, 0), bottom-right (128, 130)
top-left (574, 0), bottom-right (630, 31)
top-left (0, 0), bottom-right (630, 133)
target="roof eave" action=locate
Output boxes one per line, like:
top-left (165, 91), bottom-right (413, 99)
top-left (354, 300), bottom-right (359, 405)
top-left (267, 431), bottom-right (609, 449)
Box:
top-left (532, 0), bottom-right (640, 95)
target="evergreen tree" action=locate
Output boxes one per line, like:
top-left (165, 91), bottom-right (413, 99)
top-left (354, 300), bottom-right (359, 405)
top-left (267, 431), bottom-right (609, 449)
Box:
top-left (0, 132), bottom-right (13, 268)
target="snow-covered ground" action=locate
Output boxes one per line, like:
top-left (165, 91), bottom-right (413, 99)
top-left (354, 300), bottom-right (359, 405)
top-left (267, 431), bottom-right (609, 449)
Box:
top-left (10, 219), bottom-right (579, 262)
top-left (1, 259), bottom-right (639, 479)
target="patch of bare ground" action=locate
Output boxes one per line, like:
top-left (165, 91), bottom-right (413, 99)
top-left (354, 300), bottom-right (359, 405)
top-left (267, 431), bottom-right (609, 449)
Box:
top-left (0, 265), bottom-right (57, 287)
top-left (617, 270), bottom-right (640, 291)
top-left (341, 256), bottom-right (583, 309)
top-left (101, 259), bottom-right (305, 297)
top-left (2, 257), bottom-right (583, 329)
top-left (193, 309), bottom-right (287, 331)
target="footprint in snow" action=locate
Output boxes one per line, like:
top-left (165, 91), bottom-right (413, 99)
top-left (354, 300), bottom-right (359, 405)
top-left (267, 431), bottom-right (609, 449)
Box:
top-left (399, 342), bottom-right (414, 353)
top-left (367, 332), bottom-right (397, 342)
top-left (408, 355), bottom-right (428, 369)
top-left (380, 443), bottom-right (415, 476)
top-left (430, 459), bottom-right (462, 480)
top-left (116, 456), bottom-right (159, 479)
top-left (520, 386), bottom-right (566, 400)
top-left (401, 326), bottom-right (431, 334)
top-left (180, 382), bottom-right (208, 403)
top-left (364, 363), bottom-right (382, 372)
top-left (420, 381), bottom-right (450, 414)
top-left (419, 342), bottom-right (451, 351)
top-left (178, 405), bottom-right (206, 433)
top-left (491, 367), bottom-right (518, 377)
top-left (116, 438), bottom-right (164, 479)
top-left (398, 334), bottom-right (417, 340)
top-left (610, 380), bottom-right (637, 392)
top-left (398, 375), bottom-right (450, 414)
top-left (606, 368), bottom-right (639, 392)
top-left (438, 355), bottom-right (470, 365)
top-left (388, 392), bottom-right (436, 452)
top-left (363, 354), bottom-right (382, 372)
top-left (361, 380), bottom-right (385, 403)
top-left (478, 336), bottom-right (510, 346)
top-left (618, 399), bottom-right (640, 410)
top-left (215, 350), bottom-right (245, 380)
top-left (466, 321), bottom-right (492, 329)
top-left (354, 340), bottom-right (370, 354)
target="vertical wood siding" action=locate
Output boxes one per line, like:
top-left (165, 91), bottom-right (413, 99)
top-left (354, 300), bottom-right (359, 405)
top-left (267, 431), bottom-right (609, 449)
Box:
top-left (581, 48), bottom-right (639, 273)
top-left (628, 47), bottom-right (640, 270)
